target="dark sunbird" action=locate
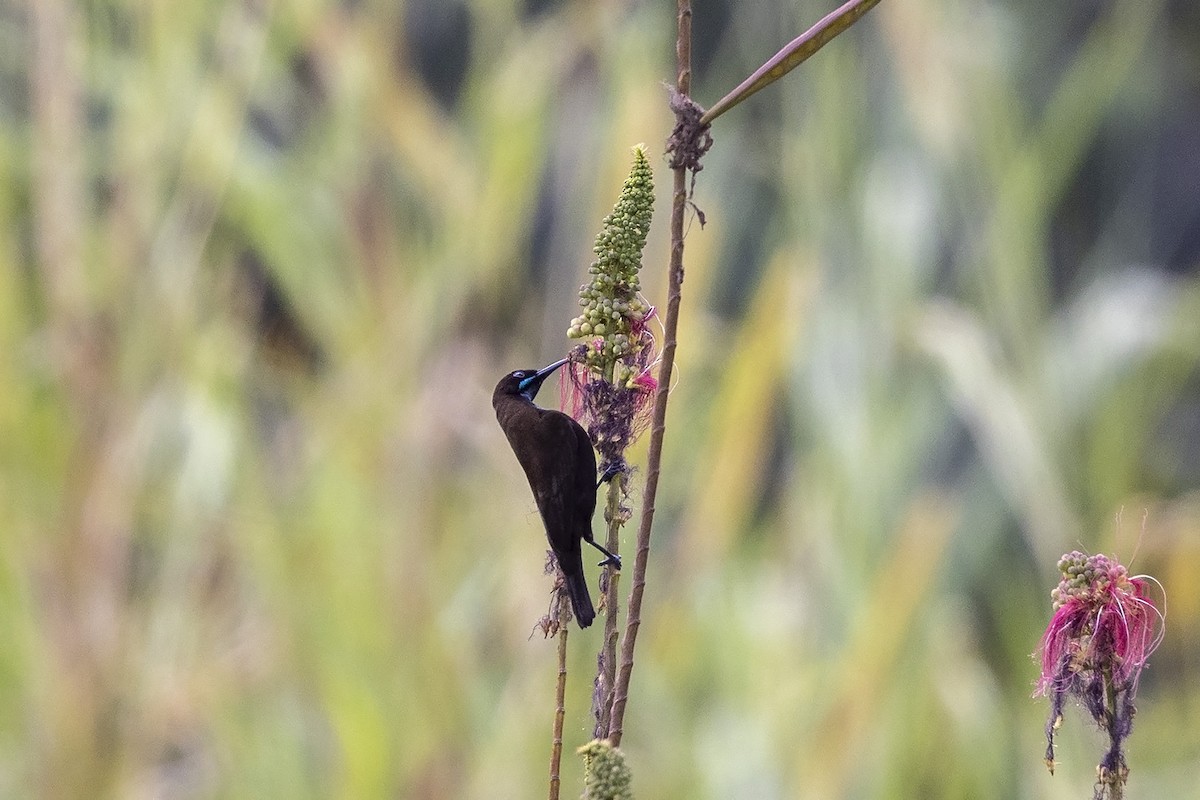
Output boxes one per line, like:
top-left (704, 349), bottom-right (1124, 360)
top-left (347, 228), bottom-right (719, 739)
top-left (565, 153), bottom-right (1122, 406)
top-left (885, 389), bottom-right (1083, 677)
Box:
top-left (493, 358), bottom-right (621, 629)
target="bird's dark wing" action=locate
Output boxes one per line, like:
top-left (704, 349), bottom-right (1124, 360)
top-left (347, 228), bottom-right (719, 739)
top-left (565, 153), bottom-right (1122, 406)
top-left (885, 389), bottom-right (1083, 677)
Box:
top-left (568, 416), bottom-right (598, 527)
top-left (525, 409), bottom-right (593, 569)
top-left (494, 392), bottom-right (599, 629)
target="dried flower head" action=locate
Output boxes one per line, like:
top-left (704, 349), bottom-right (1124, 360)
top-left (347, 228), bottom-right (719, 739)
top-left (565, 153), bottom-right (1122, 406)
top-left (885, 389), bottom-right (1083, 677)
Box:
top-left (1034, 550), bottom-right (1164, 798)
top-left (564, 145), bottom-right (658, 474)
top-left (531, 551), bottom-right (576, 638)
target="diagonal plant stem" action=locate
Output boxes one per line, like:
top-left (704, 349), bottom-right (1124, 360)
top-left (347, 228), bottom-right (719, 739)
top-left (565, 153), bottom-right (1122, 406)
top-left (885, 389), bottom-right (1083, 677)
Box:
top-left (700, 0), bottom-right (882, 126)
top-left (606, 0), bottom-right (693, 749)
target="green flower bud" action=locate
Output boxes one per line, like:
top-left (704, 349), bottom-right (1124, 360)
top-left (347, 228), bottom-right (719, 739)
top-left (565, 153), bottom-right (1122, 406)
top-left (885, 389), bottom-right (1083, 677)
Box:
top-left (579, 739), bottom-right (634, 800)
top-left (564, 145), bottom-right (655, 378)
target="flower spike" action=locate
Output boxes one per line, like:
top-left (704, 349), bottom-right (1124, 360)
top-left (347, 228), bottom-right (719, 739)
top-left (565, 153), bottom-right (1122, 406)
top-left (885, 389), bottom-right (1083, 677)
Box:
top-left (564, 145), bottom-right (658, 474)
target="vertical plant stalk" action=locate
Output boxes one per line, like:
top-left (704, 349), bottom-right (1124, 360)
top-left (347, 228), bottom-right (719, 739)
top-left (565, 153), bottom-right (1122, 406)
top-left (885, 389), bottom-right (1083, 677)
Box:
top-left (563, 145), bottom-right (655, 739)
top-left (548, 592), bottom-right (570, 800)
top-left (606, 0), bottom-right (693, 749)
top-left (593, 472), bottom-right (625, 738)
top-left (603, 0), bottom-right (879, 749)
top-left (1102, 666), bottom-right (1125, 800)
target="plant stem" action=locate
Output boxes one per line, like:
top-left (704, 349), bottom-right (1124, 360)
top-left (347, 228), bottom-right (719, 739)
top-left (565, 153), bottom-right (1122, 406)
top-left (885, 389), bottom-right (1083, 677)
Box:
top-left (606, 0), bottom-right (693, 749)
top-left (1103, 667), bottom-right (1124, 800)
top-left (549, 594), bottom-right (569, 800)
top-left (700, 0), bottom-right (882, 126)
top-left (605, 0), bottom-right (878, 752)
top-left (594, 472), bottom-right (624, 737)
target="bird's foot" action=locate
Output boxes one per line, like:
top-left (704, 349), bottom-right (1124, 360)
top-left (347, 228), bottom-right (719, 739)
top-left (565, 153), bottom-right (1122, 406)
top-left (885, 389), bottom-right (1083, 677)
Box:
top-left (595, 461), bottom-right (624, 489)
top-left (587, 539), bottom-right (622, 570)
top-left (597, 553), bottom-right (622, 570)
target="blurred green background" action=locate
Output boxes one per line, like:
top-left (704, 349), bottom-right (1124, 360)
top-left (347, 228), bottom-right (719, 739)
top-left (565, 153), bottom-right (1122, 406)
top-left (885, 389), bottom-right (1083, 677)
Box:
top-left (3, 0), bottom-right (1199, 797)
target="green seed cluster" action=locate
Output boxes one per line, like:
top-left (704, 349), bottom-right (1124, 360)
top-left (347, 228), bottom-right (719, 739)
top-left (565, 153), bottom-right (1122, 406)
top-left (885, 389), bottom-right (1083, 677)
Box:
top-left (578, 739), bottom-right (634, 800)
top-left (567, 145), bottom-right (654, 377)
top-left (1051, 551), bottom-right (1128, 609)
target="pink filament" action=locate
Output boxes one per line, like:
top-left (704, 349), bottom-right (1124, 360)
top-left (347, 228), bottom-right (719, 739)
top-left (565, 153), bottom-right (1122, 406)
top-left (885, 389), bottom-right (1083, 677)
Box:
top-left (1035, 576), bottom-right (1161, 696)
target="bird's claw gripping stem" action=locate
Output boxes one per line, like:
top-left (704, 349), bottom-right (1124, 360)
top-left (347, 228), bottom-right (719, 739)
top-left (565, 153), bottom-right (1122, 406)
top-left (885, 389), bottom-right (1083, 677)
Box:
top-left (596, 462), bottom-right (623, 490)
top-left (588, 540), bottom-right (622, 570)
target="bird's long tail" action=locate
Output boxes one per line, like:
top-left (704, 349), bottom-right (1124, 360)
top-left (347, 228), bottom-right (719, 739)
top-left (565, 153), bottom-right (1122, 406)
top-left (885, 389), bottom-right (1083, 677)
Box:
top-left (564, 569), bottom-right (596, 628)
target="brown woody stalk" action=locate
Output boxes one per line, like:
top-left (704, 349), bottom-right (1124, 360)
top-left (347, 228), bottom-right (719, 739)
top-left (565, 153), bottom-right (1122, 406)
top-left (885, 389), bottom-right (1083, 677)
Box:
top-left (604, 0), bottom-right (882, 748)
top-left (548, 593), bottom-right (570, 800)
top-left (605, 0), bottom-right (694, 748)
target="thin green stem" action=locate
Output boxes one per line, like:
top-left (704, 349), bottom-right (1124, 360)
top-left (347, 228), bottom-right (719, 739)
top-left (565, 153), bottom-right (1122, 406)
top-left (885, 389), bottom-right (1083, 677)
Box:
top-left (700, 0), bottom-right (882, 126)
top-left (594, 472), bottom-right (625, 738)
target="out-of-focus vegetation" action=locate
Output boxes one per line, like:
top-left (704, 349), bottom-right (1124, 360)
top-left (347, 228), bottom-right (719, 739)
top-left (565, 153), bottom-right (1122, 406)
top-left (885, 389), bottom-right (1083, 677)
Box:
top-left (3, 0), bottom-right (1199, 797)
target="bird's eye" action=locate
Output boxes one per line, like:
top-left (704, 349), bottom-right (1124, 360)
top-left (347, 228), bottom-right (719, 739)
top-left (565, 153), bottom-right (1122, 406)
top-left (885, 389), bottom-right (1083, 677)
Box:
top-left (513, 371), bottom-right (526, 379)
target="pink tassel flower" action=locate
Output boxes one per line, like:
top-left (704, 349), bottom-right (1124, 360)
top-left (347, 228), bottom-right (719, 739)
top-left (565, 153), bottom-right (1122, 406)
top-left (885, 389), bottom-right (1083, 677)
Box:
top-left (1034, 550), bottom-right (1164, 798)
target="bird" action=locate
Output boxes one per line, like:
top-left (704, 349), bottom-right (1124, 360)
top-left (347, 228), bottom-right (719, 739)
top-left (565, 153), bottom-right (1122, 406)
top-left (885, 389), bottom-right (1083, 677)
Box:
top-left (493, 358), bottom-right (621, 629)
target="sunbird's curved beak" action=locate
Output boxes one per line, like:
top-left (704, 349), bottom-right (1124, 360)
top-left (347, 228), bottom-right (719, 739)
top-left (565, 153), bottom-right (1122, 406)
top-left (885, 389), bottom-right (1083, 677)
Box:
top-left (518, 358), bottom-right (570, 401)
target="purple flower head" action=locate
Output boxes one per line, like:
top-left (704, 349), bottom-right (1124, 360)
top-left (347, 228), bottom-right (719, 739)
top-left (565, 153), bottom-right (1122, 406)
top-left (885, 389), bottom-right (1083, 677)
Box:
top-left (1034, 550), bottom-right (1164, 798)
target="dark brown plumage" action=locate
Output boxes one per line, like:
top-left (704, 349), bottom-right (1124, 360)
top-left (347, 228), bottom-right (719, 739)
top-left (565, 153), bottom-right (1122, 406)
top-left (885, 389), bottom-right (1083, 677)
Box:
top-left (493, 359), bottom-right (619, 629)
